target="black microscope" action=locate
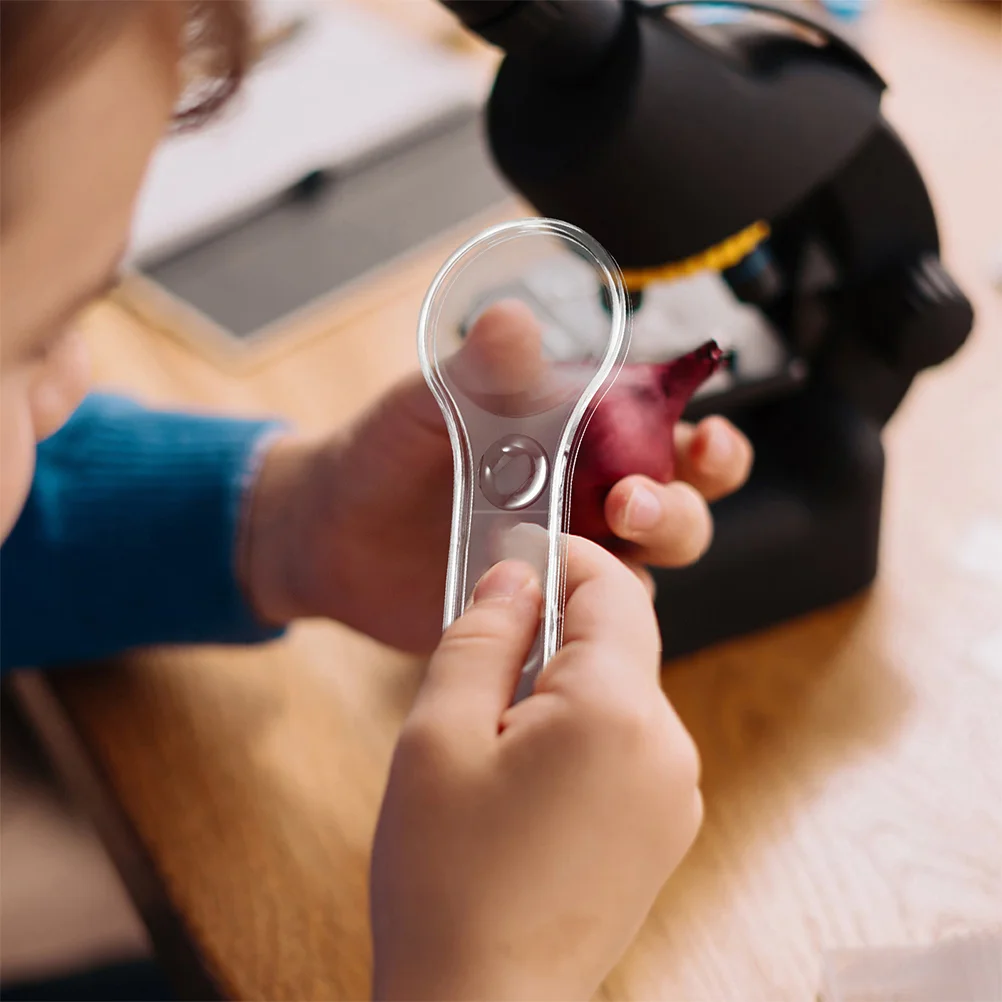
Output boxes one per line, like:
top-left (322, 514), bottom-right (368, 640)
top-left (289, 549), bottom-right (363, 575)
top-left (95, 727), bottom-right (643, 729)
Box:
top-left (439, 0), bottom-right (974, 657)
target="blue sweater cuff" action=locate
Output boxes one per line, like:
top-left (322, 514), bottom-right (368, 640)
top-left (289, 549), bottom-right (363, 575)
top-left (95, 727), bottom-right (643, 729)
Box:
top-left (1, 394), bottom-right (287, 672)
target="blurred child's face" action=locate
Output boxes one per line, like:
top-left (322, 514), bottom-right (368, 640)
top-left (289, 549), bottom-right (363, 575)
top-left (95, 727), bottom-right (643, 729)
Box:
top-left (0, 10), bottom-right (179, 540)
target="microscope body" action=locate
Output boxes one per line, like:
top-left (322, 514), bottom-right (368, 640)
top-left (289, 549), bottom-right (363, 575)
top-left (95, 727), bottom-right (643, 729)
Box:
top-left (443, 0), bottom-right (973, 655)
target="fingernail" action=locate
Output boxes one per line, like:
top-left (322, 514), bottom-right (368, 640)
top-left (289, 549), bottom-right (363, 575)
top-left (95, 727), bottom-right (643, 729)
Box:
top-left (625, 485), bottom-right (661, 533)
top-left (473, 561), bottom-right (536, 603)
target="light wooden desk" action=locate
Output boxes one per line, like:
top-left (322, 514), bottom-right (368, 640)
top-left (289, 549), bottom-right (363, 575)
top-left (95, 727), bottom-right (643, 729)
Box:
top-left (13, 1), bottom-right (1002, 999)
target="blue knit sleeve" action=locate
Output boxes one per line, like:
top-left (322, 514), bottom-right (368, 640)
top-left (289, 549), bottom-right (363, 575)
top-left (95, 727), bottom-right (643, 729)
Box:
top-left (1, 394), bottom-right (287, 673)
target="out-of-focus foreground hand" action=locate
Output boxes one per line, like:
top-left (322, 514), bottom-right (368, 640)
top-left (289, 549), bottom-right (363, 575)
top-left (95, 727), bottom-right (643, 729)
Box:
top-left (243, 300), bottom-right (753, 649)
top-left (369, 539), bottom-right (703, 1002)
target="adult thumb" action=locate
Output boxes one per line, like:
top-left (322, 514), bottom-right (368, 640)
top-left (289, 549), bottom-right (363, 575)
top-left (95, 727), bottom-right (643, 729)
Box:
top-left (416, 560), bottom-right (542, 734)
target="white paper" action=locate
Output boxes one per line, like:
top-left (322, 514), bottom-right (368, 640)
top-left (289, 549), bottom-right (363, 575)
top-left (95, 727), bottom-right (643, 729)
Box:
top-left (820, 930), bottom-right (1002, 1002)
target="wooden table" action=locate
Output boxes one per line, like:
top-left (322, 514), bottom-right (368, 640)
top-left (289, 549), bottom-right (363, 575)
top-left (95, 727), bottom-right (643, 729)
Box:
top-left (11, 1), bottom-right (1002, 999)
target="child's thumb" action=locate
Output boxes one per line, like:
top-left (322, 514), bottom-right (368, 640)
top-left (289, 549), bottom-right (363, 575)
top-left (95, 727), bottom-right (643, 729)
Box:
top-left (417, 561), bottom-right (542, 734)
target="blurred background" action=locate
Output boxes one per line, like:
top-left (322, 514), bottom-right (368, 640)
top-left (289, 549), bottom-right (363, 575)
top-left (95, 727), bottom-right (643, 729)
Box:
top-left (2, 0), bottom-right (999, 998)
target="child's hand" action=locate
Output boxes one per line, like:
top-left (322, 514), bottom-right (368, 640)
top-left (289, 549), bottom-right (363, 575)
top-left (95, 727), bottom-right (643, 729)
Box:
top-left (369, 539), bottom-right (702, 1002)
top-left (243, 303), bottom-right (752, 651)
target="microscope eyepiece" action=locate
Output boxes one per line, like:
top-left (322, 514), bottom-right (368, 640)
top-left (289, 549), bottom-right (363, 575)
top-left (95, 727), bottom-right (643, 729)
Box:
top-left (440, 0), bottom-right (626, 77)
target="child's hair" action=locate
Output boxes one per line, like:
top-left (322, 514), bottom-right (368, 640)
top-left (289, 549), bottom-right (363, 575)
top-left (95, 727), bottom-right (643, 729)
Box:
top-left (0, 0), bottom-right (252, 129)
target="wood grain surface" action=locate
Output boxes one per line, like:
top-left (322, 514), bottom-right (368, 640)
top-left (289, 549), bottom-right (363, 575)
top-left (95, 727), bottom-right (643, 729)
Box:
top-left (18, 1), bottom-right (1002, 999)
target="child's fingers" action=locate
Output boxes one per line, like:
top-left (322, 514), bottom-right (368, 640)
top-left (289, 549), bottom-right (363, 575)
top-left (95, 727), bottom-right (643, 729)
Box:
top-left (520, 538), bottom-right (669, 738)
top-left (415, 560), bottom-right (542, 737)
top-left (446, 299), bottom-right (548, 413)
top-left (673, 416), bottom-right (753, 502)
top-left (619, 557), bottom-right (656, 601)
top-left (604, 476), bottom-right (713, 567)
top-left (552, 537), bottom-right (662, 677)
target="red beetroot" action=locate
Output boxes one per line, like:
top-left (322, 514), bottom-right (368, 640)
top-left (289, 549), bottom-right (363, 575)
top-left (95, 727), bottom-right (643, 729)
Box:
top-left (570, 340), bottom-right (724, 541)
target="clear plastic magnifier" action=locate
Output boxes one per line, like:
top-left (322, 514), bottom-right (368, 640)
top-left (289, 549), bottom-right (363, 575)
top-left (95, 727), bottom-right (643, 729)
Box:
top-left (418, 218), bottom-right (631, 701)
